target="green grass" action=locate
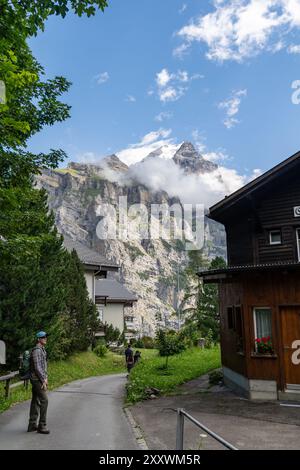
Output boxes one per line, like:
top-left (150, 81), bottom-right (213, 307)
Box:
top-left (134, 349), bottom-right (158, 359)
top-left (126, 346), bottom-right (221, 404)
top-left (0, 351), bottom-right (125, 413)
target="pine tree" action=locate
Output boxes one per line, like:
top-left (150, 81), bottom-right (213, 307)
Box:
top-left (182, 255), bottom-right (226, 342)
top-left (65, 250), bottom-right (98, 352)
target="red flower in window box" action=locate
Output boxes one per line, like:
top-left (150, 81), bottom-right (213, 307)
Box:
top-left (255, 336), bottom-right (273, 354)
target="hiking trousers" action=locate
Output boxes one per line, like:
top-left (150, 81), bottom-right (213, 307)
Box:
top-left (29, 379), bottom-right (48, 427)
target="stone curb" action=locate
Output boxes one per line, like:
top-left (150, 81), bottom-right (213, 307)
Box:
top-left (123, 406), bottom-right (149, 450)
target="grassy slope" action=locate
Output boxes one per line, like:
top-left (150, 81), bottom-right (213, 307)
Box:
top-left (0, 351), bottom-right (125, 413)
top-left (126, 347), bottom-right (221, 404)
top-left (1, 348), bottom-right (221, 412)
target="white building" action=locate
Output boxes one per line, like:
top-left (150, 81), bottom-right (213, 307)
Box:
top-left (95, 279), bottom-right (138, 339)
top-left (63, 236), bottom-right (137, 335)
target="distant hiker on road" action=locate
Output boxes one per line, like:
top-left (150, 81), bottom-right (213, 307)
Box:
top-left (125, 344), bottom-right (134, 374)
top-left (134, 350), bottom-right (141, 365)
top-left (28, 331), bottom-right (50, 434)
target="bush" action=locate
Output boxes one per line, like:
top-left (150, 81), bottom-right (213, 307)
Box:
top-left (141, 336), bottom-right (156, 349)
top-left (133, 338), bottom-right (144, 348)
top-left (134, 336), bottom-right (156, 349)
top-left (205, 329), bottom-right (214, 349)
top-left (93, 343), bottom-right (108, 358)
top-left (179, 324), bottom-right (200, 347)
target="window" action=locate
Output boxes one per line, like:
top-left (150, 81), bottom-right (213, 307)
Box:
top-left (296, 229), bottom-right (300, 261)
top-left (253, 307), bottom-right (272, 342)
top-left (227, 307), bottom-right (234, 329)
top-left (235, 306), bottom-right (244, 353)
top-left (269, 230), bottom-right (281, 245)
top-left (96, 306), bottom-right (104, 322)
top-left (125, 316), bottom-right (134, 323)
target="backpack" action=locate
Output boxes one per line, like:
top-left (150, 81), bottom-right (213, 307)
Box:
top-left (19, 350), bottom-right (31, 380)
top-left (19, 347), bottom-right (39, 380)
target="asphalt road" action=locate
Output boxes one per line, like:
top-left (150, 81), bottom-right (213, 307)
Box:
top-left (0, 373), bottom-right (139, 450)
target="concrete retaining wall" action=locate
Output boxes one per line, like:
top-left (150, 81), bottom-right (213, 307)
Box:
top-left (223, 367), bottom-right (278, 400)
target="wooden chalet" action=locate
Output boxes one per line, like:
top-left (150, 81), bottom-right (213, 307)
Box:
top-left (199, 151), bottom-right (300, 401)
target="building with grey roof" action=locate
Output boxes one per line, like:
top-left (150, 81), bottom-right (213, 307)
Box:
top-left (63, 235), bottom-right (137, 339)
top-left (63, 235), bottom-right (119, 271)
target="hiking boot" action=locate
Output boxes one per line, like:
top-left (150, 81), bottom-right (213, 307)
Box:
top-left (27, 424), bottom-right (38, 432)
top-left (37, 426), bottom-right (50, 434)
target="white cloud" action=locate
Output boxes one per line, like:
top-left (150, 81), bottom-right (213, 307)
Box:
top-left (136, 129), bottom-right (172, 146)
top-left (156, 68), bottom-right (172, 87)
top-left (116, 129), bottom-right (177, 165)
top-left (191, 129), bottom-right (207, 153)
top-left (203, 151), bottom-right (230, 163)
top-left (218, 89), bottom-right (247, 129)
top-left (177, 70), bottom-right (189, 82)
top-left (154, 68), bottom-right (202, 102)
top-left (176, 0), bottom-right (300, 62)
top-left (179, 4), bottom-right (187, 14)
top-left (125, 94), bottom-right (136, 102)
top-left (76, 136), bottom-right (262, 208)
top-left (159, 86), bottom-right (186, 102)
top-left (191, 73), bottom-right (205, 80)
top-left (94, 72), bottom-right (109, 84)
top-left (251, 168), bottom-right (263, 178)
top-left (288, 44), bottom-right (300, 53)
top-left (124, 151), bottom-right (261, 206)
top-left (192, 129), bottom-right (231, 162)
top-left (155, 111), bottom-right (173, 122)
top-left (173, 42), bottom-right (191, 58)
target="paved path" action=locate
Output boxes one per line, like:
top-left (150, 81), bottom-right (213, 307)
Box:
top-left (130, 375), bottom-right (300, 450)
top-left (0, 374), bottom-right (139, 450)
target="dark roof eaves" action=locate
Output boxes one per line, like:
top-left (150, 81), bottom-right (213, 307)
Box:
top-left (198, 261), bottom-right (300, 277)
top-left (209, 150), bottom-right (300, 217)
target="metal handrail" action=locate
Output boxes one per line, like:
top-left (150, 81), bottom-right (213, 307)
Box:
top-left (176, 408), bottom-right (238, 450)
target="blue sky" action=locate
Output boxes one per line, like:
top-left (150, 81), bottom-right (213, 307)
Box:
top-left (28, 0), bottom-right (300, 177)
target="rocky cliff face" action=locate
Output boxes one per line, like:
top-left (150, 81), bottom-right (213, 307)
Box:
top-left (173, 142), bottom-right (218, 174)
top-left (36, 142), bottom-right (226, 335)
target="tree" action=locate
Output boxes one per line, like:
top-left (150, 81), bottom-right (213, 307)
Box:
top-left (0, 1), bottom-right (109, 367)
top-left (0, 0), bottom-right (108, 161)
top-left (104, 324), bottom-right (121, 345)
top-left (156, 329), bottom-right (186, 368)
top-left (0, 1), bottom-right (108, 36)
top-left (64, 250), bottom-right (98, 353)
top-left (182, 256), bottom-right (227, 342)
top-left (0, 188), bottom-right (99, 365)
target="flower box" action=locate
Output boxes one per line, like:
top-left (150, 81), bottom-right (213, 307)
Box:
top-left (255, 336), bottom-right (274, 355)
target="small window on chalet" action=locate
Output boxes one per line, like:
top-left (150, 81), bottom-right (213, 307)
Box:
top-left (269, 230), bottom-right (281, 245)
top-left (235, 306), bottom-right (244, 353)
top-left (227, 307), bottom-right (234, 329)
top-left (253, 308), bottom-right (272, 353)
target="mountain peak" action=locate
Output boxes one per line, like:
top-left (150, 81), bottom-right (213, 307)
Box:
top-left (173, 141), bottom-right (218, 174)
top-left (67, 155), bottom-right (128, 175)
top-left (101, 154), bottom-right (129, 173)
top-left (176, 141), bottom-right (199, 157)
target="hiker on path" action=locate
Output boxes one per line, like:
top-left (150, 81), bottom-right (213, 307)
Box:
top-left (134, 350), bottom-right (141, 365)
top-left (124, 344), bottom-right (134, 374)
top-left (28, 331), bottom-right (50, 434)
